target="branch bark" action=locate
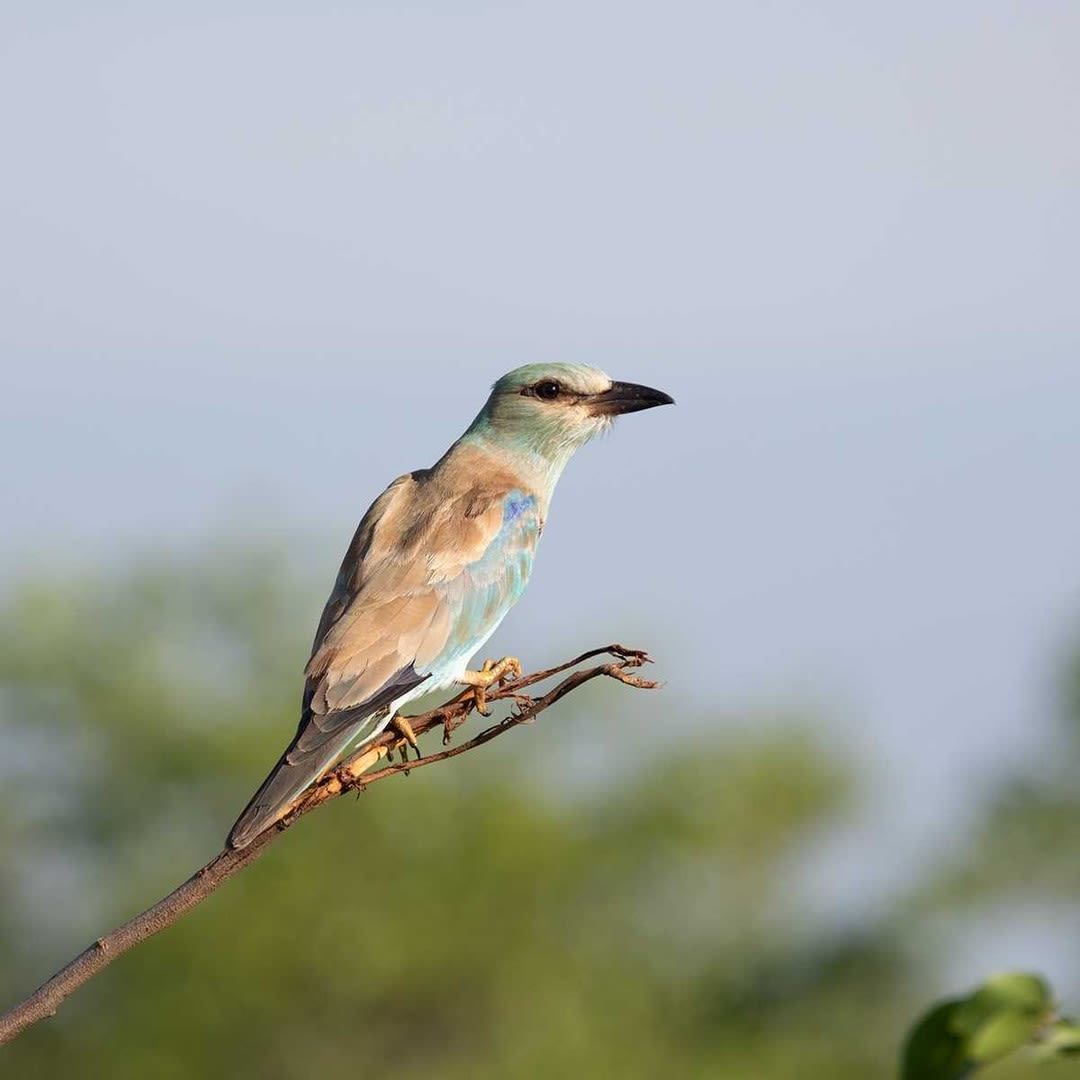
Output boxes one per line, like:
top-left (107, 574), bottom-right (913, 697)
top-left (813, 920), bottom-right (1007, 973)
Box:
top-left (0, 644), bottom-right (657, 1047)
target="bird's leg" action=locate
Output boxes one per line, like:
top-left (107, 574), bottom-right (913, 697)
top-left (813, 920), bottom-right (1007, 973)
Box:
top-left (389, 714), bottom-right (421, 760)
top-left (458, 656), bottom-right (522, 716)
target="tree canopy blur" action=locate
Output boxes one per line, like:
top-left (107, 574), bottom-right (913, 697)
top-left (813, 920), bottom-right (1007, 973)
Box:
top-left (1, 550), bottom-right (1078, 1077)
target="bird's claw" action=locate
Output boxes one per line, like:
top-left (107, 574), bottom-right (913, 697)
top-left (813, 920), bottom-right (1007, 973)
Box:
top-left (389, 715), bottom-right (421, 762)
top-left (471, 686), bottom-right (493, 717)
top-left (460, 656), bottom-right (522, 716)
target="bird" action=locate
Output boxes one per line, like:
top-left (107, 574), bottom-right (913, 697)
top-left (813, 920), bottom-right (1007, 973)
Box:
top-left (226, 363), bottom-right (673, 849)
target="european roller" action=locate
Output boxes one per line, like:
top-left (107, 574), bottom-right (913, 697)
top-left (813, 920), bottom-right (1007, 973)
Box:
top-left (227, 364), bottom-right (672, 849)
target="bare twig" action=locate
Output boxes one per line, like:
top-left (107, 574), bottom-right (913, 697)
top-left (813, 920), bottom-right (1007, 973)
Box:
top-left (0, 645), bottom-right (657, 1047)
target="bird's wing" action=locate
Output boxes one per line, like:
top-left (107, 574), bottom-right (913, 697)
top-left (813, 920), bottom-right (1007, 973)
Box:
top-left (226, 476), bottom-right (540, 848)
top-left (305, 481), bottom-right (539, 712)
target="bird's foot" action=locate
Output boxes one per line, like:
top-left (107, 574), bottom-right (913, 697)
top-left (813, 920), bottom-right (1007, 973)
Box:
top-left (458, 656), bottom-right (522, 716)
top-left (389, 714), bottom-right (421, 761)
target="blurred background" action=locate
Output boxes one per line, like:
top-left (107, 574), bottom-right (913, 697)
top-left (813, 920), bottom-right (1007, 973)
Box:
top-left (2, 2), bottom-right (1079, 1075)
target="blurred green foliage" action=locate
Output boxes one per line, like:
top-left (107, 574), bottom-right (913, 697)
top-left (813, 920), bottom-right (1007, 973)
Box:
top-left (1, 550), bottom-right (1079, 1077)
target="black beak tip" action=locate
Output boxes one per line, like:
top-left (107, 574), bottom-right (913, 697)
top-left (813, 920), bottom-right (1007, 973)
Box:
top-left (591, 380), bottom-right (675, 416)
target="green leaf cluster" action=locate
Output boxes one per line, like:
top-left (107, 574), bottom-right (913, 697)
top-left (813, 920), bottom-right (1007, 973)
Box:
top-left (900, 973), bottom-right (1080, 1078)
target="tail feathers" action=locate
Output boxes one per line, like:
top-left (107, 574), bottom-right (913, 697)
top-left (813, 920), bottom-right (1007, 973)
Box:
top-left (228, 673), bottom-right (427, 849)
top-left (226, 746), bottom-right (333, 849)
top-left (227, 710), bottom-right (384, 848)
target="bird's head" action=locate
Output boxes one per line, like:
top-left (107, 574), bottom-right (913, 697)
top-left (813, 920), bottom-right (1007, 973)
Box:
top-left (468, 363), bottom-right (673, 479)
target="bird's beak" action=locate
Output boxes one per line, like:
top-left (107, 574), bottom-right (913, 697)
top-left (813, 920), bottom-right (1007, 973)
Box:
top-left (587, 381), bottom-right (675, 416)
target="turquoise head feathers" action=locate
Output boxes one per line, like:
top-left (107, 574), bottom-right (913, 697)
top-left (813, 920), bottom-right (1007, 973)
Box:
top-left (464, 363), bottom-right (673, 487)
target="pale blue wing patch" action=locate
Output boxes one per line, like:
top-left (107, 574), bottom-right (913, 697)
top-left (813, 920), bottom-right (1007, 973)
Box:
top-left (433, 489), bottom-right (541, 670)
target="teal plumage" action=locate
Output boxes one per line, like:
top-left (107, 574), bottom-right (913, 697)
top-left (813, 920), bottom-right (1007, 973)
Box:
top-left (227, 364), bottom-right (672, 848)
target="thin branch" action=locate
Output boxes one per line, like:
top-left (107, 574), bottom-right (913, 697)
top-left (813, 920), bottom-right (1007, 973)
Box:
top-left (0, 644), bottom-right (657, 1047)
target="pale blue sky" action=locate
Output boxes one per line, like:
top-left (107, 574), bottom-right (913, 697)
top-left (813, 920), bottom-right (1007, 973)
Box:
top-left (2, 0), bottom-right (1079, 985)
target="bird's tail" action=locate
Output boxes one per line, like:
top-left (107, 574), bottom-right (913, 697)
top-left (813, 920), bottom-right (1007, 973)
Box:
top-left (226, 711), bottom-right (384, 849)
top-left (228, 671), bottom-right (424, 849)
top-left (226, 746), bottom-right (334, 850)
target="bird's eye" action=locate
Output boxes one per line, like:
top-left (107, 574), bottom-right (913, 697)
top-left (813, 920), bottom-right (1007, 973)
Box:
top-left (534, 380), bottom-right (561, 400)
